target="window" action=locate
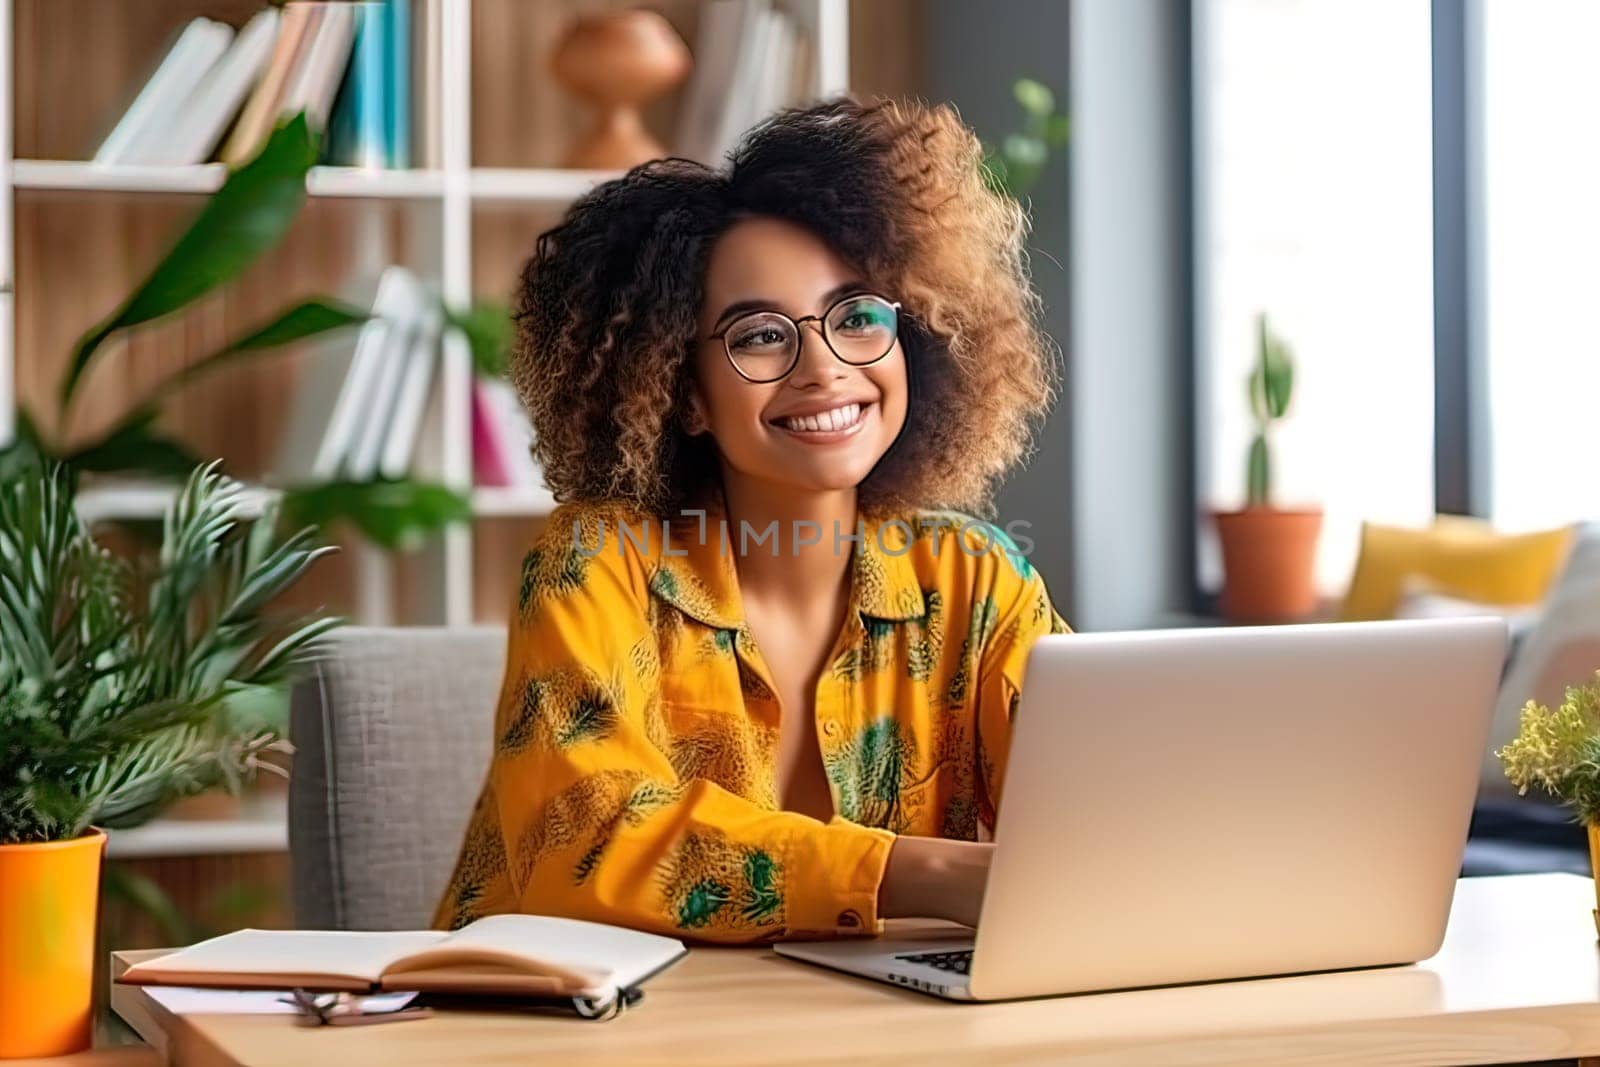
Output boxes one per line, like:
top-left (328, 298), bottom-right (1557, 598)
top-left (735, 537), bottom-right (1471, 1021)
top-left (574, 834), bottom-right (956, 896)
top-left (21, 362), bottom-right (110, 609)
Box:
top-left (1475, 0), bottom-right (1600, 530)
top-left (1193, 0), bottom-right (1436, 592)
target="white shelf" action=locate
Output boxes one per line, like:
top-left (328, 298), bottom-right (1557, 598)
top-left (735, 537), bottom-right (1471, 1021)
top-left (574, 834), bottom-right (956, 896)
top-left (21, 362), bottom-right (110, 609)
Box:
top-left (468, 167), bottom-right (619, 205)
top-left (470, 483), bottom-right (557, 517)
top-left (12, 160), bottom-right (625, 204)
top-left (105, 794), bottom-right (288, 859)
top-left (76, 479), bottom-right (554, 522)
top-left (12, 159), bottom-right (448, 199)
top-left (75, 481), bottom-right (277, 525)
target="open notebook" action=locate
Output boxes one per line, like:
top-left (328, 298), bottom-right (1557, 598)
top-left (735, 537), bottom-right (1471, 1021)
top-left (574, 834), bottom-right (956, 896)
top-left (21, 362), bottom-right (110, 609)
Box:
top-left (118, 915), bottom-right (687, 1013)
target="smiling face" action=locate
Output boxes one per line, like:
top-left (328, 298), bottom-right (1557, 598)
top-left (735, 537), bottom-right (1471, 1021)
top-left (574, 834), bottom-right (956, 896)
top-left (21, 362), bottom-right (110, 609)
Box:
top-left (690, 215), bottom-right (909, 504)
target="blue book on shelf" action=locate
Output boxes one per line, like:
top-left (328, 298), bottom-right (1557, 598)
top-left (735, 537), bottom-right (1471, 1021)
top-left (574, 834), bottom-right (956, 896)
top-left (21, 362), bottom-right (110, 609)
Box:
top-left (385, 0), bottom-right (411, 168)
top-left (327, 2), bottom-right (391, 167)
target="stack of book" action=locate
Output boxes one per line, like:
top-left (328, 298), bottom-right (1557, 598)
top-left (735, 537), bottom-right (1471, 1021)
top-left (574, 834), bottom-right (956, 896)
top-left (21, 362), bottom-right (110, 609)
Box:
top-left (675, 0), bottom-right (814, 166)
top-left (93, 1), bottom-right (442, 169)
top-left (276, 266), bottom-right (442, 484)
top-left (273, 266), bottom-right (542, 494)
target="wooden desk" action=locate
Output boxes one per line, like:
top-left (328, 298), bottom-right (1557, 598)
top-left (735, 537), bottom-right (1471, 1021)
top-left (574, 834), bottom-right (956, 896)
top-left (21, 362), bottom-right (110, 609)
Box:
top-left (109, 873), bottom-right (1600, 1066)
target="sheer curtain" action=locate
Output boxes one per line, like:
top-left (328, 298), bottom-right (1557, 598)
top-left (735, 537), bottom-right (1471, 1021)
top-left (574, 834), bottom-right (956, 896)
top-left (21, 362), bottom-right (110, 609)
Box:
top-left (1194, 0), bottom-right (1436, 592)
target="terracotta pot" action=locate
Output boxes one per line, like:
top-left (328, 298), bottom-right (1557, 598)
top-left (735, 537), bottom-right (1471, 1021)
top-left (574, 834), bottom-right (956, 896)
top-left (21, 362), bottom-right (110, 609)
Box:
top-left (0, 828), bottom-right (106, 1058)
top-left (1213, 507), bottom-right (1323, 623)
top-left (550, 10), bottom-right (691, 169)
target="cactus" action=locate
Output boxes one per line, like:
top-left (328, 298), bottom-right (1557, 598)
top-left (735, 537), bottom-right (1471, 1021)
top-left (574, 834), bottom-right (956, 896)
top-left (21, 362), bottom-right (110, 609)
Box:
top-left (1245, 312), bottom-right (1295, 507)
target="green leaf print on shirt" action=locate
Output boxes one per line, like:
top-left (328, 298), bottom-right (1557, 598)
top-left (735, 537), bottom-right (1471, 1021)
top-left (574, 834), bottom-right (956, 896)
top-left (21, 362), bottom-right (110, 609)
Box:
top-left (945, 595), bottom-right (998, 709)
top-left (678, 879), bottom-right (734, 928)
top-left (517, 544), bottom-right (588, 615)
top-left (660, 831), bottom-right (786, 933)
top-left (499, 668), bottom-right (624, 755)
top-left (826, 716), bottom-right (915, 830)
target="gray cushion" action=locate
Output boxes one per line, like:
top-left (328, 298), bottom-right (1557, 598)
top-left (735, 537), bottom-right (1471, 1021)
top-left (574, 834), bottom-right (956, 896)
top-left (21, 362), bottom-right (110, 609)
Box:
top-left (1483, 522), bottom-right (1600, 797)
top-left (289, 626), bottom-right (505, 931)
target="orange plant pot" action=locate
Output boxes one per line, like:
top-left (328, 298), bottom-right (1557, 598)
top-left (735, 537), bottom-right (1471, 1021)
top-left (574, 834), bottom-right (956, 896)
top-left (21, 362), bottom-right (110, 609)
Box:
top-left (1214, 507), bottom-right (1324, 623)
top-left (0, 828), bottom-right (106, 1059)
top-left (1589, 823), bottom-right (1600, 939)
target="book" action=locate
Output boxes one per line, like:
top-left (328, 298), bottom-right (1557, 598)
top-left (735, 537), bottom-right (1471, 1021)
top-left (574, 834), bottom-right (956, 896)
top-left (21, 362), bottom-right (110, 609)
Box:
top-left (327, 0), bottom-right (412, 168)
top-left (327, 1), bottom-right (392, 167)
top-left (709, 4), bottom-right (778, 165)
top-left (271, 319), bottom-right (362, 487)
top-left (344, 268), bottom-right (427, 480)
top-left (413, 0), bottom-right (444, 168)
top-left (94, 18), bottom-right (235, 164)
top-left (154, 8), bottom-right (281, 165)
top-left (116, 914), bottom-right (687, 1012)
top-left (281, 2), bottom-right (358, 134)
top-left (310, 266), bottom-right (416, 480)
top-left (386, 0), bottom-right (412, 168)
top-left (673, 0), bottom-right (752, 165)
top-left (756, 11), bottom-right (795, 125)
top-left (377, 299), bottom-right (441, 479)
top-left (222, 3), bottom-right (321, 165)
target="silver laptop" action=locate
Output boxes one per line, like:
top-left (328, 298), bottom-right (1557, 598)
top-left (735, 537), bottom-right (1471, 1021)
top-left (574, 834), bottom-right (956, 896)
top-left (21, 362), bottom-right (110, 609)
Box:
top-left (775, 617), bottom-right (1508, 1001)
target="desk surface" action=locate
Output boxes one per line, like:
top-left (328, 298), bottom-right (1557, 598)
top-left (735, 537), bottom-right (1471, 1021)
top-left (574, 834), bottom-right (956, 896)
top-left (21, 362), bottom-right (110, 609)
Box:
top-left (110, 873), bottom-right (1600, 1066)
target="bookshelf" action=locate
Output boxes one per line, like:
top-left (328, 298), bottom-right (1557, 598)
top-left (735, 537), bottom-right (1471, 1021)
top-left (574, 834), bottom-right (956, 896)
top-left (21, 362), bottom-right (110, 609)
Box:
top-left (0, 0), bottom-right (853, 627)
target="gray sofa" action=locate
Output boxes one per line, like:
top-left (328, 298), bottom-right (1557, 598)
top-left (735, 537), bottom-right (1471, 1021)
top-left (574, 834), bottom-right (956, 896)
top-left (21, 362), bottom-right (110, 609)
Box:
top-left (288, 626), bottom-right (505, 931)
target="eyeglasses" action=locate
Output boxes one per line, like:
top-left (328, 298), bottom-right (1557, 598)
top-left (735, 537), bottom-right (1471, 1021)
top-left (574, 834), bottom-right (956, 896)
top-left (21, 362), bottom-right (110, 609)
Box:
top-left (707, 292), bottom-right (901, 384)
top-left (280, 988), bottom-right (432, 1027)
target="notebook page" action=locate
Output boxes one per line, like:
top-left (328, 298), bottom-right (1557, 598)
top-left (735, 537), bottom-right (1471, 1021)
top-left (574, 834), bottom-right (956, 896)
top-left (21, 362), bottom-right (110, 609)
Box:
top-left (124, 929), bottom-right (447, 985)
top-left (421, 915), bottom-right (685, 993)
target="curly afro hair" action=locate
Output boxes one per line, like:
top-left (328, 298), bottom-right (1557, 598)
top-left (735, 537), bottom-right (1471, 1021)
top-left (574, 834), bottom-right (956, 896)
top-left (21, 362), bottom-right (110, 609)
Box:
top-left (512, 95), bottom-right (1058, 518)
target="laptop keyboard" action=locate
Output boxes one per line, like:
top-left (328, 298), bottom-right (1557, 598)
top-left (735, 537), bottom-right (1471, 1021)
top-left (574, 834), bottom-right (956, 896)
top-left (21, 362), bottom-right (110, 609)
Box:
top-left (897, 949), bottom-right (973, 975)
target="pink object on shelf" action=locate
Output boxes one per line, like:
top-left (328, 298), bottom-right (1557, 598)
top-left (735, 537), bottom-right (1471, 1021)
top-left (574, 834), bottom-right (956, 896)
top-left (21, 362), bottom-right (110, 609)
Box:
top-left (471, 382), bottom-right (513, 487)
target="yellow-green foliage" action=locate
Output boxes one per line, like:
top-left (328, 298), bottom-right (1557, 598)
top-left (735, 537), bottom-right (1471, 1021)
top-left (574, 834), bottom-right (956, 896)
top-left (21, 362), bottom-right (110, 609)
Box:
top-left (1499, 672), bottom-right (1600, 824)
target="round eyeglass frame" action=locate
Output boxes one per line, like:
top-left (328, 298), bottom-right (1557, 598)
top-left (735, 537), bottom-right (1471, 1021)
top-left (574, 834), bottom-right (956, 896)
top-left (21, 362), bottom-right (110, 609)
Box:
top-left (706, 292), bottom-right (903, 384)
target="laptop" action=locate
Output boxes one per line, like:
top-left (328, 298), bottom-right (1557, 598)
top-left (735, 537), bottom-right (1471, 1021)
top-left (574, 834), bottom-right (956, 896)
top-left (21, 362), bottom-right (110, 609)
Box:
top-left (775, 617), bottom-right (1508, 1001)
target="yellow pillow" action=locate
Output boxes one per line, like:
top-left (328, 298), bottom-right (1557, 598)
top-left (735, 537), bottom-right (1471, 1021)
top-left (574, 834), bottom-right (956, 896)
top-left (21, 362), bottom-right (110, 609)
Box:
top-left (1339, 517), bottom-right (1574, 621)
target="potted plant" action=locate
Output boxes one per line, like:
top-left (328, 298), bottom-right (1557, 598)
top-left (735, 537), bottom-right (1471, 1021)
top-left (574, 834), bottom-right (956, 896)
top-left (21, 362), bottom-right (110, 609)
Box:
top-left (1499, 673), bottom-right (1600, 935)
top-left (0, 463), bottom-right (336, 1058)
top-left (1213, 313), bottom-right (1323, 622)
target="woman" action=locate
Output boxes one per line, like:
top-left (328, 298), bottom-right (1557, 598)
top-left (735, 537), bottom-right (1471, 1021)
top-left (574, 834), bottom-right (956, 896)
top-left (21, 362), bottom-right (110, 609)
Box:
top-left (434, 97), bottom-right (1067, 943)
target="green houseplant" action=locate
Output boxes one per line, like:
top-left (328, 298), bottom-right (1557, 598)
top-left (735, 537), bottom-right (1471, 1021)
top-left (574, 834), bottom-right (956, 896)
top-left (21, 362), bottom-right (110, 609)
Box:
top-left (0, 462), bottom-right (337, 1057)
top-left (981, 77), bottom-right (1070, 200)
top-left (1212, 312), bottom-right (1323, 622)
top-left (1498, 673), bottom-right (1600, 935)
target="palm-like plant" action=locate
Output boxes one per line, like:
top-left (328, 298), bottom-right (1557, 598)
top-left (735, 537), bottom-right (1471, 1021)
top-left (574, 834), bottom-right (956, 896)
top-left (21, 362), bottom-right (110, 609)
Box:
top-left (0, 462), bottom-right (339, 844)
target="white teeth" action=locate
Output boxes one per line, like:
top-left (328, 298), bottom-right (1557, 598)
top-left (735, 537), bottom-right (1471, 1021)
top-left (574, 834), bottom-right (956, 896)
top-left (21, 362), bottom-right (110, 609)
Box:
top-left (779, 403), bottom-right (863, 433)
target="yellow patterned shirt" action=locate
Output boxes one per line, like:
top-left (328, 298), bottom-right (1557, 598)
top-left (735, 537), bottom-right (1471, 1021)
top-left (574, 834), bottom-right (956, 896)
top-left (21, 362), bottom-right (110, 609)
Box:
top-left (433, 495), bottom-right (1070, 942)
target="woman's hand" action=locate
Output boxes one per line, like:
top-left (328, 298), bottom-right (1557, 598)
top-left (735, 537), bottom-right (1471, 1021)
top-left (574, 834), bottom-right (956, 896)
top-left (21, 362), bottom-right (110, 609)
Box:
top-left (877, 836), bottom-right (995, 928)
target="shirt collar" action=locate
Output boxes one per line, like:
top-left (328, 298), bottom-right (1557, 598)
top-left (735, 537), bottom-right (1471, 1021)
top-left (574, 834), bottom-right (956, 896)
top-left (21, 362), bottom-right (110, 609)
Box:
top-left (647, 490), bottom-right (927, 629)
